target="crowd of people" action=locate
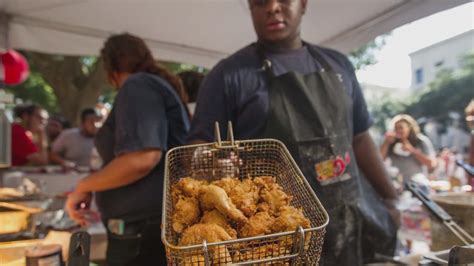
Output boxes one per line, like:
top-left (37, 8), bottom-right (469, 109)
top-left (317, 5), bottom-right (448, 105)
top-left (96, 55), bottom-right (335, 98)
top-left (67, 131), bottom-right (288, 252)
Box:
top-left (8, 1), bottom-right (473, 265)
top-left (11, 104), bottom-right (102, 169)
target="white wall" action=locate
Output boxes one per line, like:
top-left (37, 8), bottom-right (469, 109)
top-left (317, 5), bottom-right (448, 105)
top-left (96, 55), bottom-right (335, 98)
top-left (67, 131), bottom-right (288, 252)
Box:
top-left (410, 30), bottom-right (474, 91)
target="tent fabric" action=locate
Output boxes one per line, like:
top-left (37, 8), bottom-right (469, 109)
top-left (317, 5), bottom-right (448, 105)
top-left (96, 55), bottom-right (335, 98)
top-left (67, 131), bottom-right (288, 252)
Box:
top-left (0, 0), bottom-right (469, 68)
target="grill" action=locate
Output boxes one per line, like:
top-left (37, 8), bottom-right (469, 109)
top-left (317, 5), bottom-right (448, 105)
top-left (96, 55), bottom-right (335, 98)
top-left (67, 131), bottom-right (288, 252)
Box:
top-left (162, 123), bottom-right (329, 265)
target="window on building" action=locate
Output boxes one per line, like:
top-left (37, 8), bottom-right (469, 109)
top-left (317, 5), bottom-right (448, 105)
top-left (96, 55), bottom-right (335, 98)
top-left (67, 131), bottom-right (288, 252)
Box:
top-left (415, 68), bottom-right (423, 84)
top-left (435, 60), bottom-right (444, 67)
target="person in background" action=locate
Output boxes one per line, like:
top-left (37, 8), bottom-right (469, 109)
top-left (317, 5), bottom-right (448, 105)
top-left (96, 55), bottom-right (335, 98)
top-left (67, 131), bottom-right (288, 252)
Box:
top-left (50, 108), bottom-right (102, 168)
top-left (423, 118), bottom-right (440, 150)
top-left (381, 114), bottom-right (437, 254)
top-left (11, 104), bottom-right (49, 166)
top-left (95, 103), bottom-right (111, 120)
top-left (464, 99), bottom-right (474, 188)
top-left (440, 115), bottom-right (470, 154)
top-left (178, 70), bottom-right (204, 116)
top-left (381, 114), bottom-right (437, 187)
top-left (46, 114), bottom-right (70, 144)
top-left (188, 1), bottom-right (398, 264)
top-left (65, 33), bottom-right (189, 265)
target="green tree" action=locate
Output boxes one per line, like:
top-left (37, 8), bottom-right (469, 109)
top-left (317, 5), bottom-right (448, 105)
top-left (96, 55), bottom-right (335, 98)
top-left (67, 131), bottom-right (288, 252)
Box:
top-left (6, 52), bottom-right (207, 121)
top-left (367, 93), bottom-right (407, 131)
top-left (5, 70), bottom-right (59, 113)
top-left (6, 51), bottom-right (110, 125)
top-left (162, 61), bottom-right (208, 75)
top-left (349, 34), bottom-right (389, 70)
top-left (6, 38), bottom-right (380, 124)
top-left (404, 52), bottom-right (474, 126)
top-left (366, 52), bottom-right (474, 133)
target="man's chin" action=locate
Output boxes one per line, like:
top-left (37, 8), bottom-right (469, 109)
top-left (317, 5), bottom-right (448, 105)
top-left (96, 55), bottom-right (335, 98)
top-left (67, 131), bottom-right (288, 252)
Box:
top-left (260, 35), bottom-right (289, 45)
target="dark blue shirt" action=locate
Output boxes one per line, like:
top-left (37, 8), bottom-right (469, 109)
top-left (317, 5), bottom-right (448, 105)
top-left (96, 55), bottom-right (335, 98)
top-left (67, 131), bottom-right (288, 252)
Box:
top-left (188, 43), bottom-right (373, 142)
top-left (95, 72), bottom-right (189, 221)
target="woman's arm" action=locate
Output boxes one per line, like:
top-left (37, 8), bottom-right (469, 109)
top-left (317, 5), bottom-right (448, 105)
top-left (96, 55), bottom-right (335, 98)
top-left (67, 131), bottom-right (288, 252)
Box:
top-left (49, 151), bottom-right (67, 166)
top-left (27, 130), bottom-right (49, 165)
top-left (402, 140), bottom-right (437, 171)
top-left (75, 149), bottom-right (161, 193)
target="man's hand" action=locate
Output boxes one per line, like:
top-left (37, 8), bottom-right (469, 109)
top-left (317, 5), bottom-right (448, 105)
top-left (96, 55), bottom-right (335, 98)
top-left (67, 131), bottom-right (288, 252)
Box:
top-left (62, 160), bottom-right (77, 171)
top-left (65, 191), bottom-right (92, 226)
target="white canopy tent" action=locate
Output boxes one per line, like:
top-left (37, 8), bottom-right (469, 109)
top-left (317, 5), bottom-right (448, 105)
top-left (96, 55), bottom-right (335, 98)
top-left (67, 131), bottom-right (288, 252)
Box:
top-left (0, 0), bottom-right (470, 68)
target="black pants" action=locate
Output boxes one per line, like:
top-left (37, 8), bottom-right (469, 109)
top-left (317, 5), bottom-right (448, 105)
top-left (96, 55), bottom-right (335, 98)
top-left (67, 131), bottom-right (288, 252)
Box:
top-left (105, 216), bottom-right (167, 266)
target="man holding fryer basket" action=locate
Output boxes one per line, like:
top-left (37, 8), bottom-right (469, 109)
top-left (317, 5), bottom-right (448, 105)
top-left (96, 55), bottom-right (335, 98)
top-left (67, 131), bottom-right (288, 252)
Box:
top-left (188, 0), bottom-right (400, 265)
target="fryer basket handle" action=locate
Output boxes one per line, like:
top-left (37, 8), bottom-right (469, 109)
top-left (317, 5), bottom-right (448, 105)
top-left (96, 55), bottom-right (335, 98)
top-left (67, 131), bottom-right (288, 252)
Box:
top-left (214, 121), bottom-right (237, 148)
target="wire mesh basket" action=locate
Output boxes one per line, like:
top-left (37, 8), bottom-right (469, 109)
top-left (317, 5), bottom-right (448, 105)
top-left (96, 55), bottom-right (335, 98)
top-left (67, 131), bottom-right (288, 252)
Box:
top-left (162, 122), bottom-right (329, 265)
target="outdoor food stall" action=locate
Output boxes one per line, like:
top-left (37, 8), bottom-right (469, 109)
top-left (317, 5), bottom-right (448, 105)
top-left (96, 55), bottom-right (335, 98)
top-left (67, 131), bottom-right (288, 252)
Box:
top-left (0, 118), bottom-right (473, 265)
top-left (0, 1), bottom-right (473, 265)
top-left (0, 167), bottom-right (107, 265)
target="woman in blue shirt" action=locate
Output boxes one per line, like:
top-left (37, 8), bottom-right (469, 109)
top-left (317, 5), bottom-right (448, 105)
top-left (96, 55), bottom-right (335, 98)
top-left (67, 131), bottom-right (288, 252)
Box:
top-left (65, 33), bottom-right (190, 265)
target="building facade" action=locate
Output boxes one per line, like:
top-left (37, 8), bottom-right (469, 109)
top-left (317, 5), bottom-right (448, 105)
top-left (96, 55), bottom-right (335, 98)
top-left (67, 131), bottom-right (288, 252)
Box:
top-left (410, 30), bottom-right (474, 91)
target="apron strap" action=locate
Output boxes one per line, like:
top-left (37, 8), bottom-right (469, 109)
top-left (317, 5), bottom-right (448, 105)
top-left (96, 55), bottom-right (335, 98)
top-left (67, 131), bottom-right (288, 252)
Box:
top-left (254, 41), bottom-right (337, 75)
top-left (303, 42), bottom-right (336, 73)
top-left (255, 43), bottom-right (274, 78)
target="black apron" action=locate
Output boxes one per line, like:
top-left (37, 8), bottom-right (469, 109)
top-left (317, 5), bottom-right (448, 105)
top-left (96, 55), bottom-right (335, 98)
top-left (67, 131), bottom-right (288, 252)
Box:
top-left (257, 43), bottom-right (397, 265)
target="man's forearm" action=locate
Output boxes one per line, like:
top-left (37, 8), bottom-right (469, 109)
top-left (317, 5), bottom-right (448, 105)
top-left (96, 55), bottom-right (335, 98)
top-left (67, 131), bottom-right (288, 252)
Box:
top-left (49, 152), bottom-right (66, 165)
top-left (353, 131), bottom-right (398, 200)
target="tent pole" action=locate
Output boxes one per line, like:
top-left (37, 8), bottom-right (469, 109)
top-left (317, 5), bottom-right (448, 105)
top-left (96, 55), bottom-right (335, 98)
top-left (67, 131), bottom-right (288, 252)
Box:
top-left (0, 12), bottom-right (10, 51)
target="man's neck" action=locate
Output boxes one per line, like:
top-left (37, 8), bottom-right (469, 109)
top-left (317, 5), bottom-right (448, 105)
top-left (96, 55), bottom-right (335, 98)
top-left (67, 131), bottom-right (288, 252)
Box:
top-left (258, 38), bottom-right (303, 53)
top-left (80, 128), bottom-right (94, 138)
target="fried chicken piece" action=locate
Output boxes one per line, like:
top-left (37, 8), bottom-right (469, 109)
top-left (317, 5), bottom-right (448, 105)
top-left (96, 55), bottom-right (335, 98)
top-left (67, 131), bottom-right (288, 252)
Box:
top-left (238, 211), bottom-right (275, 238)
top-left (252, 176), bottom-right (276, 189)
top-left (172, 177), bottom-right (208, 201)
top-left (200, 210), bottom-right (237, 239)
top-left (182, 248), bottom-right (231, 265)
top-left (180, 223), bottom-right (233, 245)
top-left (235, 243), bottom-right (290, 262)
top-left (199, 185), bottom-right (248, 223)
top-left (179, 223), bottom-right (233, 264)
top-left (258, 187), bottom-right (292, 214)
top-left (254, 177), bottom-right (292, 214)
top-left (272, 206), bottom-right (313, 251)
top-left (172, 196), bottom-right (200, 233)
top-left (211, 177), bottom-right (240, 194)
top-left (271, 206), bottom-right (311, 233)
top-left (212, 177), bottom-right (260, 217)
top-left (183, 254), bottom-right (205, 266)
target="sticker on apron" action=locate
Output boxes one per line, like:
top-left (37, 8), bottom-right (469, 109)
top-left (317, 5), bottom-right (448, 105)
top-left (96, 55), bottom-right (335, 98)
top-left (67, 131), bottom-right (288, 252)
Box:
top-left (315, 152), bottom-right (352, 185)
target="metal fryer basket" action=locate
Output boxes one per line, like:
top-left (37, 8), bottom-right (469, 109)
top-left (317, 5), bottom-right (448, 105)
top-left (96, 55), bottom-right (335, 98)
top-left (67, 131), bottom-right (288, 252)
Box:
top-left (162, 125), bottom-right (329, 265)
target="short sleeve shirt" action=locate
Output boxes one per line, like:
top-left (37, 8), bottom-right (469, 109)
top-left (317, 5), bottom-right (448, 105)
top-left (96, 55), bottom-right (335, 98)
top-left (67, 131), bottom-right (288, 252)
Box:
top-left (94, 72), bottom-right (190, 221)
top-left (51, 128), bottom-right (95, 167)
top-left (188, 43), bottom-right (373, 142)
top-left (11, 123), bottom-right (38, 166)
top-left (388, 134), bottom-right (436, 180)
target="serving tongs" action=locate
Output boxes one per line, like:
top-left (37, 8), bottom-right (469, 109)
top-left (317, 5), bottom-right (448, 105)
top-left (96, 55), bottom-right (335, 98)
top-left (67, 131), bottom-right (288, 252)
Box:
top-left (405, 181), bottom-right (474, 245)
